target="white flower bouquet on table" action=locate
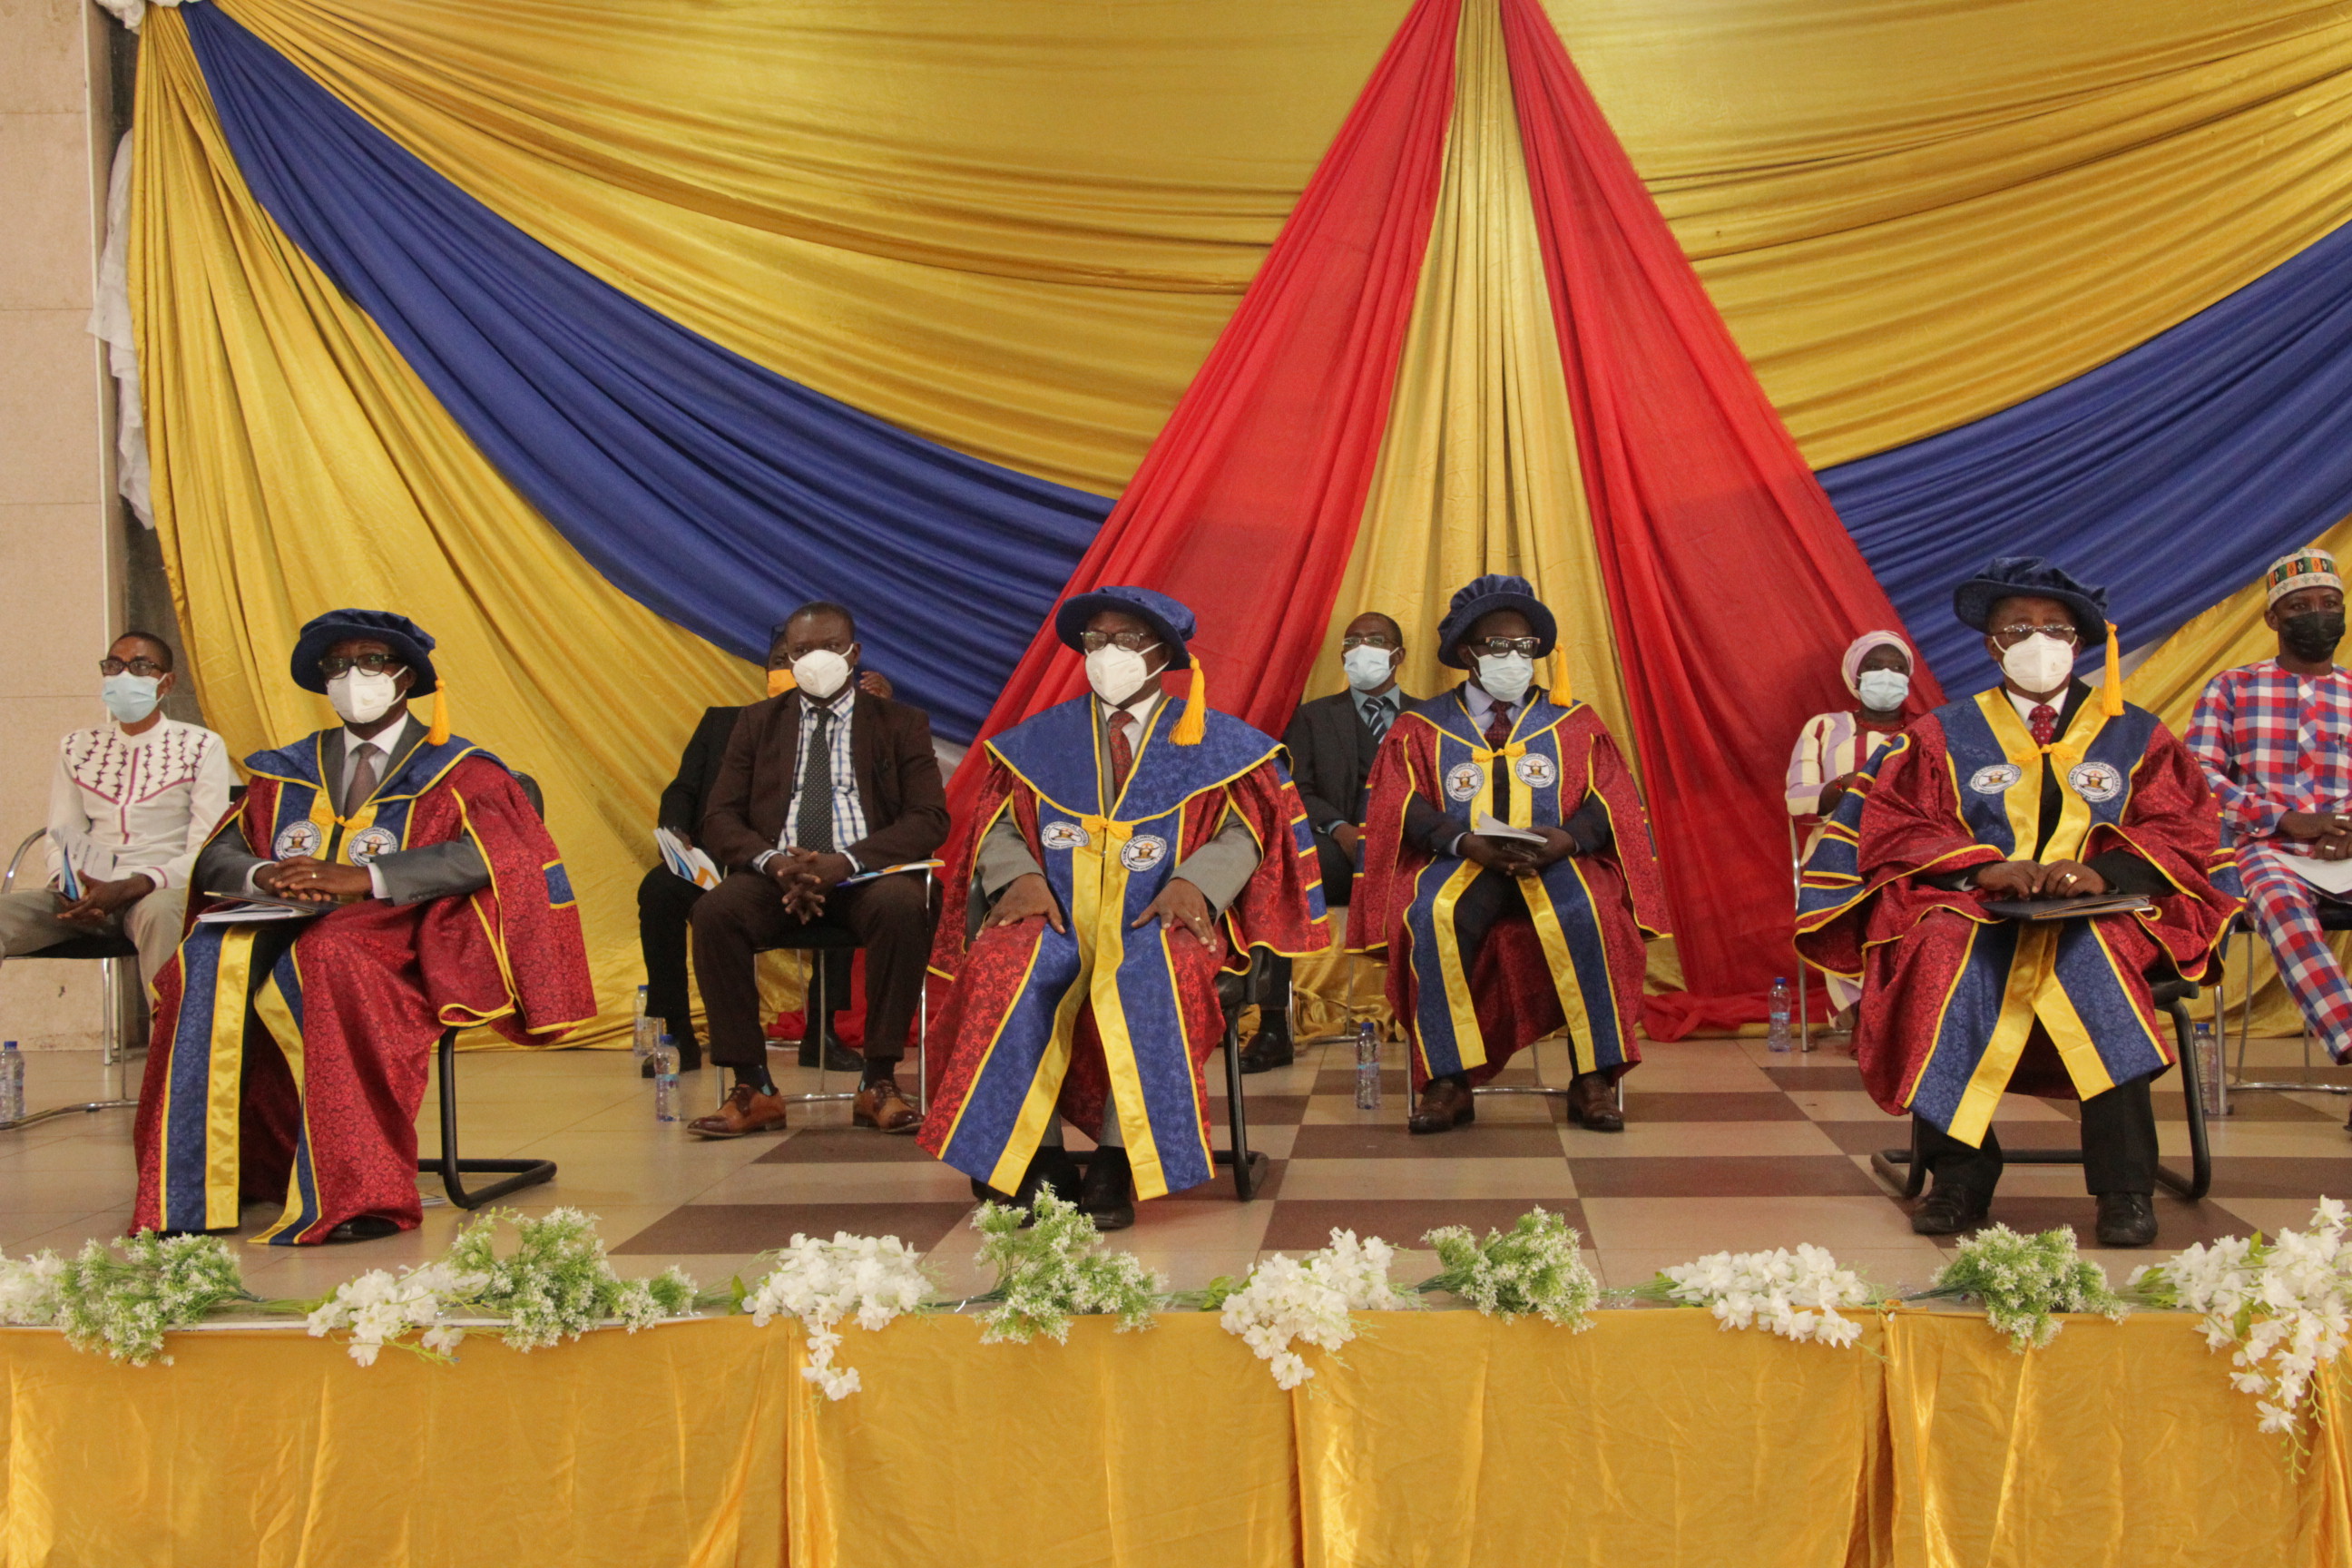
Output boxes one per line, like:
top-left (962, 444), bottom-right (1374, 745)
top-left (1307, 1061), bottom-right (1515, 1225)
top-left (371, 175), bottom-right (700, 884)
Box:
top-left (2128, 1198), bottom-right (2352, 1442)
top-left (1625, 1245), bottom-right (1882, 1348)
top-left (27, 1233), bottom-right (256, 1366)
top-left (0, 1250), bottom-right (66, 1328)
top-left (967, 1194), bottom-right (1166, 1345)
top-left (1917, 1223), bottom-right (2125, 1352)
top-left (740, 1231), bottom-right (936, 1400)
top-left (1210, 1230), bottom-right (1420, 1388)
top-left (1420, 1208), bottom-right (1599, 1328)
top-left (304, 1262), bottom-right (484, 1367)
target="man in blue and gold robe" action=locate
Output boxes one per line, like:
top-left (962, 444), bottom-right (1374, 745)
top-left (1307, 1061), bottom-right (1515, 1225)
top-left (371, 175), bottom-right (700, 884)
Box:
top-left (918, 587), bottom-right (1326, 1229)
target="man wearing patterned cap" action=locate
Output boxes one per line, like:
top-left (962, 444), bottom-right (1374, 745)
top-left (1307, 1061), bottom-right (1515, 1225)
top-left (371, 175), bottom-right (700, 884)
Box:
top-left (918, 586), bottom-right (1327, 1229)
top-left (1351, 574), bottom-right (1670, 1136)
top-left (132, 610), bottom-right (593, 1244)
top-left (1798, 557), bottom-right (2239, 1247)
top-left (2186, 547), bottom-right (2352, 1112)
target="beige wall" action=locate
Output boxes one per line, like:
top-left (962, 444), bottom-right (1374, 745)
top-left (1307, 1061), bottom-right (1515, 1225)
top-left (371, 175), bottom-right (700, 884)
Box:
top-left (1, 0), bottom-right (125, 1045)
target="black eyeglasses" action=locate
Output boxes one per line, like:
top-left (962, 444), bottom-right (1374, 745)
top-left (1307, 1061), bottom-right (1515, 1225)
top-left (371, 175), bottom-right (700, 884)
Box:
top-left (1468, 636), bottom-right (1543, 659)
top-left (770, 637), bottom-right (853, 666)
top-left (318, 652), bottom-right (407, 678)
top-left (99, 658), bottom-right (165, 678)
top-left (1340, 633), bottom-right (1398, 652)
top-left (1079, 631), bottom-right (1161, 654)
top-left (1990, 623), bottom-right (2080, 648)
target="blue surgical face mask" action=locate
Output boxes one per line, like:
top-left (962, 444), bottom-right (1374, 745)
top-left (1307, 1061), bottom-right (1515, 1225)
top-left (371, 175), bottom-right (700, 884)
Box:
top-left (101, 673), bottom-right (161, 723)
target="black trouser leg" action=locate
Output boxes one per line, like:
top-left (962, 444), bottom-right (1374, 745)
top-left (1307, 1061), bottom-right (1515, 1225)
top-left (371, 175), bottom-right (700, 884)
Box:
top-left (636, 866), bottom-right (704, 1034)
top-left (1253, 953), bottom-right (1294, 1039)
top-left (2080, 1073), bottom-right (2160, 1195)
top-left (1314, 838), bottom-right (1356, 908)
top-left (829, 875), bottom-right (932, 1071)
top-left (1916, 1117), bottom-right (2004, 1202)
top-left (690, 872), bottom-right (796, 1073)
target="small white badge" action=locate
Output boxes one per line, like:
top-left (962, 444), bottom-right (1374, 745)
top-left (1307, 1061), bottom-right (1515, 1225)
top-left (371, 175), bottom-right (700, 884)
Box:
top-left (1445, 762), bottom-right (1485, 802)
top-left (1513, 753), bottom-right (1558, 789)
top-left (1040, 820), bottom-right (1090, 852)
top-left (1119, 834), bottom-right (1170, 873)
top-left (272, 821), bottom-right (323, 860)
top-left (1968, 763), bottom-right (2023, 795)
top-left (2067, 760), bottom-right (2124, 804)
top-left (347, 826), bottom-right (399, 866)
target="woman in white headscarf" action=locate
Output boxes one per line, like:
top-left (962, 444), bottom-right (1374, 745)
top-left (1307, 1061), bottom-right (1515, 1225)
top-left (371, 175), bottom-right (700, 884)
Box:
top-left (1786, 630), bottom-right (1916, 1016)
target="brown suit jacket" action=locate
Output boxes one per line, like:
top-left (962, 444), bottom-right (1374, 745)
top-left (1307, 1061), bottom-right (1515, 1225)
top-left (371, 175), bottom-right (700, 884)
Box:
top-left (700, 690), bottom-right (950, 874)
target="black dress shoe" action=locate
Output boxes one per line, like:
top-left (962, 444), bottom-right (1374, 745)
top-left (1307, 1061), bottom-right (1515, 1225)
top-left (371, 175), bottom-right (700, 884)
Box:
top-left (1011, 1147), bottom-right (1085, 1222)
top-left (325, 1215), bottom-right (403, 1243)
top-left (1910, 1186), bottom-right (1992, 1237)
top-left (1239, 1024), bottom-right (1294, 1075)
top-left (1077, 1147), bottom-right (1135, 1231)
top-left (2094, 1191), bottom-right (2159, 1248)
top-left (796, 1023), bottom-right (864, 1074)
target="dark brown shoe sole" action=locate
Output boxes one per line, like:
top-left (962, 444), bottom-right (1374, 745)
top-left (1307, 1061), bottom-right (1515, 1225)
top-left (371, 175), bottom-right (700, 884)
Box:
top-left (685, 1117), bottom-right (789, 1140)
top-left (1407, 1102), bottom-right (1475, 1135)
top-left (853, 1111), bottom-right (921, 1135)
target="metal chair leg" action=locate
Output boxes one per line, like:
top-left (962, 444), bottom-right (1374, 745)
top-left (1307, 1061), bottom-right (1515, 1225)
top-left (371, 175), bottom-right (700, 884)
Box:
top-left (1870, 1112), bottom-right (1930, 1199)
top-left (2159, 990), bottom-right (2212, 1200)
top-left (776, 950), bottom-right (856, 1109)
top-left (418, 1028), bottom-right (556, 1208)
top-left (2230, 923), bottom-right (2352, 1095)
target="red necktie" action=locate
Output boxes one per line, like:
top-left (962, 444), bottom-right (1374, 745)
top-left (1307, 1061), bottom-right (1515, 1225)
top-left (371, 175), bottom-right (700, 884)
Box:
top-left (2029, 704), bottom-right (2057, 746)
top-left (1108, 710), bottom-right (1135, 796)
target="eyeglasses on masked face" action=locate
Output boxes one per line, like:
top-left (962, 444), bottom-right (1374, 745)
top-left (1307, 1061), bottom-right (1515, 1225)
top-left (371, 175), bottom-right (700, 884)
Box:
top-left (1468, 636), bottom-right (1543, 659)
top-left (1078, 630), bottom-right (1161, 654)
top-left (318, 652), bottom-right (407, 679)
top-left (1340, 633), bottom-right (1397, 652)
top-left (1990, 623), bottom-right (2080, 648)
top-left (99, 657), bottom-right (166, 678)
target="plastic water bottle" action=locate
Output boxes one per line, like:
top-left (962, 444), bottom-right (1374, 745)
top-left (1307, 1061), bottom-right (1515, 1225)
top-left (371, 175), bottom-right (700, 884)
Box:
top-left (652, 1034), bottom-right (681, 1122)
top-left (631, 985), bottom-right (658, 1062)
top-left (0, 1042), bottom-right (22, 1125)
top-left (2193, 1021), bottom-right (2226, 1119)
top-left (1768, 978), bottom-right (1794, 1053)
top-left (1354, 1021), bottom-right (1382, 1110)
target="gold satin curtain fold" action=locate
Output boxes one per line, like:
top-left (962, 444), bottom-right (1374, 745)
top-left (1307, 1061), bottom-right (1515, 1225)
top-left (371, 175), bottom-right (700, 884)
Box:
top-left (211, 0), bottom-right (2352, 490)
top-left (5, 1312), bottom-right (2345, 1567)
top-left (132, 15), bottom-right (758, 1042)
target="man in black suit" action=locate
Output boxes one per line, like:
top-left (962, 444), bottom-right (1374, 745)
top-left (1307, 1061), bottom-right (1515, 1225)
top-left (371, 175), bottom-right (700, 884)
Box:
top-left (637, 638), bottom-right (889, 1073)
top-left (1241, 611), bottom-right (1415, 1072)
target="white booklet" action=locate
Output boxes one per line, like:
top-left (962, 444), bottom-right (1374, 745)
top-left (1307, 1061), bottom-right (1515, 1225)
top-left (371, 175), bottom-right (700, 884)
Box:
top-left (655, 827), bottom-right (722, 890)
top-left (196, 900), bottom-right (322, 924)
top-left (1472, 812), bottom-right (1547, 845)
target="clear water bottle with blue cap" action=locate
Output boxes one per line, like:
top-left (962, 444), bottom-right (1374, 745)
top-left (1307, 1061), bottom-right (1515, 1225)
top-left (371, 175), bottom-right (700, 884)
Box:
top-left (652, 1034), bottom-right (681, 1122)
top-left (1355, 1021), bottom-right (1382, 1110)
top-left (1768, 978), bottom-right (1794, 1053)
top-left (0, 1041), bottom-right (21, 1124)
top-left (632, 985), bottom-right (657, 1061)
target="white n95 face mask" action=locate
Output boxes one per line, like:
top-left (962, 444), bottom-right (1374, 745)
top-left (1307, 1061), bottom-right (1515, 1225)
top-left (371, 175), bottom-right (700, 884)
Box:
top-left (1342, 646), bottom-right (1396, 692)
top-left (1475, 652), bottom-right (1534, 706)
top-left (791, 649), bottom-right (851, 701)
top-left (1855, 669), bottom-right (1910, 711)
top-left (327, 670), bottom-right (401, 726)
top-left (2000, 634), bottom-right (2074, 694)
top-left (1085, 645), bottom-right (1152, 705)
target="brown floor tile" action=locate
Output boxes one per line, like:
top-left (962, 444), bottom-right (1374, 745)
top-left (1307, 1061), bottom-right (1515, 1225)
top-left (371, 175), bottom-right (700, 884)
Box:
top-left (1934, 1196), bottom-right (2250, 1251)
top-left (611, 1202), bottom-right (972, 1255)
top-left (1568, 1156), bottom-right (1886, 1199)
top-left (2204, 1157), bottom-right (2352, 1198)
top-left (755, 1127), bottom-right (943, 1164)
top-left (1259, 1198), bottom-right (1586, 1252)
top-left (1312, 1068), bottom-right (1412, 1098)
top-left (1760, 1063), bottom-right (1867, 1093)
top-left (1620, 1091), bottom-right (1807, 1123)
top-left (1287, 1122), bottom-right (1569, 1161)
top-left (1813, 1120), bottom-right (1918, 1156)
top-left (1164, 1159), bottom-right (1286, 1201)
top-left (2161, 1093), bottom-right (2336, 1122)
top-left (1210, 1094), bottom-right (1311, 1127)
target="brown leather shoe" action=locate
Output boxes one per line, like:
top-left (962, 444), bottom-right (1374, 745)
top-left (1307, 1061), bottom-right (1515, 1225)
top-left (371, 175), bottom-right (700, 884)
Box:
top-left (1407, 1076), bottom-right (1475, 1134)
top-left (687, 1083), bottom-right (789, 1139)
top-left (1565, 1073), bottom-right (1624, 1132)
top-left (852, 1076), bottom-right (920, 1133)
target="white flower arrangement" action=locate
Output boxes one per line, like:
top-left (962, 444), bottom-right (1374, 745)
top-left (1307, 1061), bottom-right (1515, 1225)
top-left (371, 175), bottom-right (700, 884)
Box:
top-left (1923, 1223), bottom-right (2125, 1352)
top-left (50, 1233), bottom-right (254, 1366)
top-left (2129, 1198), bottom-right (2352, 1440)
top-left (441, 1208), bottom-right (697, 1351)
top-left (1212, 1230), bottom-right (1420, 1388)
top-left (0, 1250), bottom-right (66, 1327)
top-left (304, 1262), bottom-right (483, 1367)
top-left (741, 1231), bottom-right (936, 1400)
top-left (969, 1194), bottom-right (1165, 1345)
top-left (1422, 1208), bottom-right (1599, 1328)
top-left (1632, 1245), bottom-right (1880, 1348)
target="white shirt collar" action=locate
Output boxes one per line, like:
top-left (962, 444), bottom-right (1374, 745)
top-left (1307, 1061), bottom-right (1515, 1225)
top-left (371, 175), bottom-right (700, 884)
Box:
top-left (1100, 689), bottom-right (1161, 732)
top-left (2004, 687), bottom-right (2066, 726)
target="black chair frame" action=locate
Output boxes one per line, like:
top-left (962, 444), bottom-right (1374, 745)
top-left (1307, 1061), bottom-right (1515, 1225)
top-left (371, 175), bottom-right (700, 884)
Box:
top-left (1, 829), bottom-right (142, 1132)
top-left (1871, 976), bottom-right (2213, 1202)
top-left (736, 867), bottom-right (939, 1113)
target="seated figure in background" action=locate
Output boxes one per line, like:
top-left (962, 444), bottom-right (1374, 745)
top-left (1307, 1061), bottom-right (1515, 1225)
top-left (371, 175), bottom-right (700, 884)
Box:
top-left (2186, 546), bottom-right (2352, 1124)
top-left (0, 631), bottom-right (230, 993)
top-left (1798, 557), bottom-right (2239, 1248)
top-left (1353, 574), bottom-right (1669, 1137)
top-left (132, 610), bottom-right (593, 1244)
top-left (1784, 630), bottom-right (1916, 1026)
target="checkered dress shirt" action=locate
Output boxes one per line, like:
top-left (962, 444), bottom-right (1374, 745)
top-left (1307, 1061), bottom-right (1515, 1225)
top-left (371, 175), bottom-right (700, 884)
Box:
top-left (2184, 660), bottom-right (2352, 846)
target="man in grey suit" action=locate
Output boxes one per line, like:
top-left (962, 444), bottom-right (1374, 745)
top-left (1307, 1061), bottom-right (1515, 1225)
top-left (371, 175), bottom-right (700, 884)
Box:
top-left (1240, 611), bottom-right (1416, 1073)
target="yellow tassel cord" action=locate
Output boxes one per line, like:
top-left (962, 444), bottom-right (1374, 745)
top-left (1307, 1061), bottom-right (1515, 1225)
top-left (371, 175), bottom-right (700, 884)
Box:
top-left (426, 684), bottom-right (451, 746)
top-left (1552, 652), bottom-right (1573, 708)
top-left (2102, 621), bottom-right (2124, 717)
top-left (767, 668), bottom-right (797, 696)
top-left (1173, 664), bottom-right (1207, 745)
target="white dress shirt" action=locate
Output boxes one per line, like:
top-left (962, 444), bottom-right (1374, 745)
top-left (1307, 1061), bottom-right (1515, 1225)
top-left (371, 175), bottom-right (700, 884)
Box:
top-left (44, 717), bottom-right (232, 892)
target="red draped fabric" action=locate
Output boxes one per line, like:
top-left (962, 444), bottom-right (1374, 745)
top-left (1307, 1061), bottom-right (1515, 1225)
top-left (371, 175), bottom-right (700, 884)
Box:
top-left (946, 0), bottom-right (1464, 821)
top-left (1500, 0), bottom-right (1944, 1024)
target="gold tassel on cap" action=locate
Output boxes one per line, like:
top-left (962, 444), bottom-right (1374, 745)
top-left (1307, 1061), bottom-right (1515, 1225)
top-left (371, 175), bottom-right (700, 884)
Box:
top-left (1173, 664), bottom-right (1207, 745)
top-left (426, 684), bottom-right (450, 746)
top-left (767, 667), bottom-right (796, 697)
top-left (1552, 652), bottom-right (1573, 708)
top-left (2102, 621), bottom-right (2123, 718)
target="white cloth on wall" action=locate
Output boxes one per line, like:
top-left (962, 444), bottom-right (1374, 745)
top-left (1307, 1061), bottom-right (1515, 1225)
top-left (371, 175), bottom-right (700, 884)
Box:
top-left (87, 130), bottom-right (152, 527)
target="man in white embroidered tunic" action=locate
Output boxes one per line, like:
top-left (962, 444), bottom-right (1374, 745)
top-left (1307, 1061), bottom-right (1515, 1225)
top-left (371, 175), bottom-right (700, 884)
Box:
top-left (0, 632), bottom-right (232, 991)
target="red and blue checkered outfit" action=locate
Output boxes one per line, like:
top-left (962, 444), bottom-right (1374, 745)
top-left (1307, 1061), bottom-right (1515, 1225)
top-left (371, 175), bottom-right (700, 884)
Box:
top-left (2185, 662), bottom-right (2352, 1062)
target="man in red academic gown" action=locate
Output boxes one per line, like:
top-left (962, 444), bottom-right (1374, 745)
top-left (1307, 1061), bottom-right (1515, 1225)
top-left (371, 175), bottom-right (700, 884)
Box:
top-left (1797, 558), bottom-right (2239, 1247)
top-left (132, 610), bottom-right (593, 1244)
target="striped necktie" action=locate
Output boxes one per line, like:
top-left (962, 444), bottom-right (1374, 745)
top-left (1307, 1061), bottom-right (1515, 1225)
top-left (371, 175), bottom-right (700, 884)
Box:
top-left (1365, 695), bottom-right (1393, 742)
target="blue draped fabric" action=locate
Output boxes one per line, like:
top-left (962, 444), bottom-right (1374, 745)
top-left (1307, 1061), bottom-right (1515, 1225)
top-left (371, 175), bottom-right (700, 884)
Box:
top-left (1822, 220), bottom-right (2352, 683)
top-left (182, 7), bottom-right (1111, 744)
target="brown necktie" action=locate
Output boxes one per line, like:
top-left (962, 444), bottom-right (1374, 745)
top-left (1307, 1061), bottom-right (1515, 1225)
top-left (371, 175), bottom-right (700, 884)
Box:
top-left (1484, 705), bottom-right (1514, 819)
top-left (345, 743), bottom-right (379, 815)
top-left (2029, 704), bottom-right (2057, 747)
top-left (1108, 710), bottom-right (1136, 796)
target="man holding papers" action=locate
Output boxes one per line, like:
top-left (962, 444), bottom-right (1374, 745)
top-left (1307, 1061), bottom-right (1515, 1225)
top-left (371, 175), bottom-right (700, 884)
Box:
top-left (1352, 575), bottom-right (1669, 1137)
top-left (688, 603), bottom-right (949, 1138)
top-left (132, 610), bottom-right (593, 1244)
top-left (1797, 558), bottom-right (2239, 1247)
